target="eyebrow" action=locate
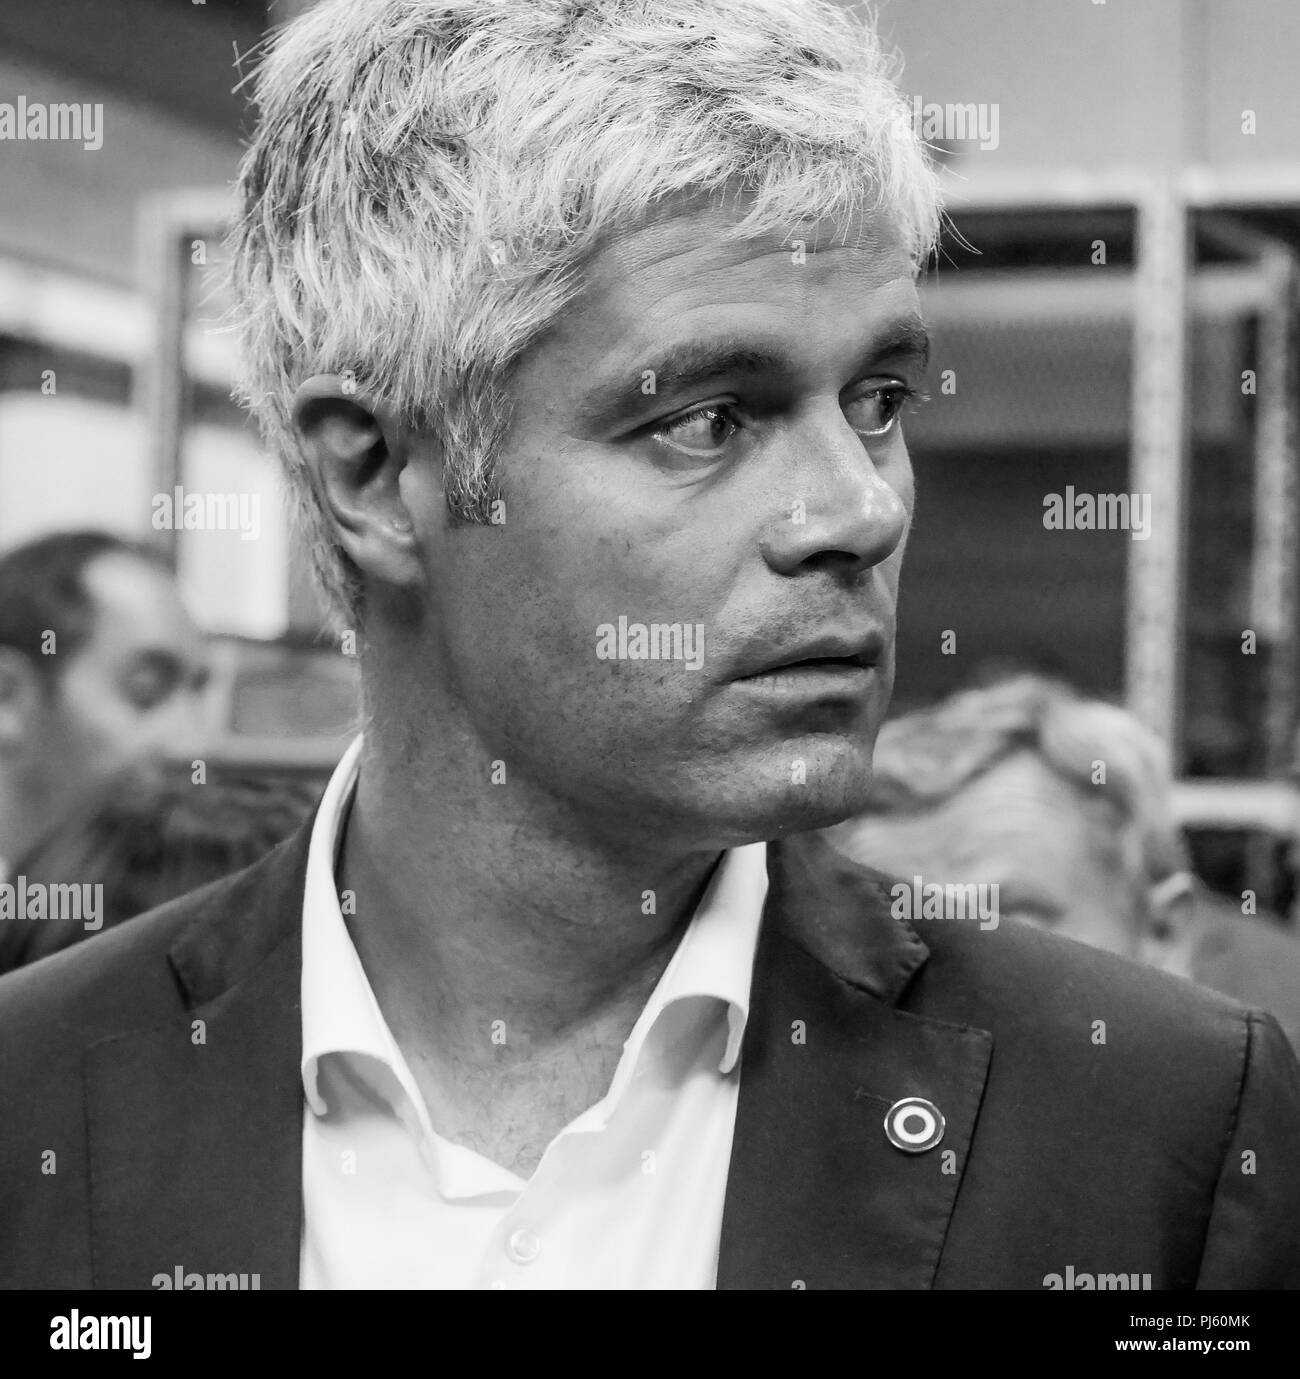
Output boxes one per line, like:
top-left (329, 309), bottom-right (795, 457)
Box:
top-left (576, 315), bottom-right (932, 429)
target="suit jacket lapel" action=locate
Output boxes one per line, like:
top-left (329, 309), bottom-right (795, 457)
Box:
top-left (85, 824), bottom-right (312, 1290)
top-left (717, 831), bottom-right (993, 1289)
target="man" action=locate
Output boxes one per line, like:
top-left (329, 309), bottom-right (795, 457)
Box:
top-left (0, 530), bottom-right (209, 880)
top-left (1, 0), bottom-right (1296, 1291)
top-left (827, 673), bottom-right (1300, 1051)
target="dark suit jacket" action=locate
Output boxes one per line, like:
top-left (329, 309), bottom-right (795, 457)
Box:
top-left (1, 816), bottom-right (1298, 1290)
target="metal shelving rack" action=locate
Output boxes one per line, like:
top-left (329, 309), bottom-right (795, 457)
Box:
top-left (935, 168), bottom-right (1300, 850)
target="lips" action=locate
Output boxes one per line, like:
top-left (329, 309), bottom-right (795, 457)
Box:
top-left (732, 630), bottom-right (887, 680)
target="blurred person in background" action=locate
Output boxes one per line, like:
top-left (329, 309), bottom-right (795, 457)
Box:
top-left (0, 760), bottom-right (321, 976)
top-left (827, 673), bottom-right (1300, 1051)
top-left (0, 530), bottom-right (210, 877)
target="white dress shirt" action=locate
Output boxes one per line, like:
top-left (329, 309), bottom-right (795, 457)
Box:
top-left (299, 737), bottom-right (769, 1289)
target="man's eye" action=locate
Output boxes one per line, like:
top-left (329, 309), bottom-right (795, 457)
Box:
top-left (847, 383), bottom-right (919, 438)
top-left (123, 667), bottom-right (179, 711)
top-left (652, 385), bottom-right (920, 458)
top-left (653, 404), bottom-right (740, 457)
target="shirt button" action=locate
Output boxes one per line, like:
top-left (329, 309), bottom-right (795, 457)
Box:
top-left (506, 1228), bottom-right (541, 1265)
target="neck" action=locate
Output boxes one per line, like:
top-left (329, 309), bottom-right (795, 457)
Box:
top-left (336, 712), bottom-right (722, 1072)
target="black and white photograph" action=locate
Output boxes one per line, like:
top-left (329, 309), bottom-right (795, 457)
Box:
top-left (0, 0), bottom-right (1297, 1348)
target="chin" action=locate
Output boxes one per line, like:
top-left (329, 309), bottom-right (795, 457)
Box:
top-left (684, 740), bottom-right (880, 846)
top-left (757, 786), bottom-right (876, 839)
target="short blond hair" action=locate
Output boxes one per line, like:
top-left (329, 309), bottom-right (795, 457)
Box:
top-left (227, 0), bottom-right (943, 622)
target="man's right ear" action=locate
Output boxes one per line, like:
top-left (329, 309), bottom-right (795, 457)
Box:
top-left (290, 374), bottom-right (424, 592)
top-left (0, 648), bottom-right (42, 754)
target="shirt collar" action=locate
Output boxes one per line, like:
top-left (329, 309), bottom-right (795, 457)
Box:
top-left (300, 736), bottom-right (768, 1115)
top-left (301, 735), bottom-right (410, 1117)
top-left (632, 842), bottom-right (768, 1078)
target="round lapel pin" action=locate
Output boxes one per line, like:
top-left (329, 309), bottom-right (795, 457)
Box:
top-left (884, 1096), bottom-right (945, 1153)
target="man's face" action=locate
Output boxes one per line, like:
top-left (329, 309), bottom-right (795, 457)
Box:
top-left (405, 198), bottom-right (927, 850)
top-left (31, 552), bottom-right (209, 816)
top-left (840, 749), bottom-right (1146, 955)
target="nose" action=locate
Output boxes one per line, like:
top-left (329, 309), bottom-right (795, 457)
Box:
top-left (759, 414), bottom-right (911, 578)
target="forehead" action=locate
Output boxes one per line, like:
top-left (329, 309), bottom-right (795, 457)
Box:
top-left (587, 193), bottom-right (914, 298)
top-left (75, 553), bottom-right (198, 661)
top-left (541, 196), bottom-right (922, 374)
top-left (856, 750), bottom-right (1122, 880)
